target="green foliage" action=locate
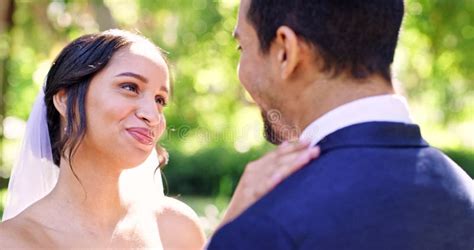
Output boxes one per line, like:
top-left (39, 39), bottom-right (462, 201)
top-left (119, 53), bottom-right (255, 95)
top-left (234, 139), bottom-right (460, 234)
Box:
top-left (0, 188), bottom-right (6, 219)
top-left (0, 177), bottom-right (7, 190)
top-left (444, 149), bottom-right (474, 178)
top-left (163, 145), bottom-right (270, 197)
top-left (399, 0), bottom-right (474, 123)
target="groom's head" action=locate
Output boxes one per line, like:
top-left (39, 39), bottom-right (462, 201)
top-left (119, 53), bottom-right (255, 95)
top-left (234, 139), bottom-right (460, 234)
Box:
top-left (234, 0), bottom-right (404, 144)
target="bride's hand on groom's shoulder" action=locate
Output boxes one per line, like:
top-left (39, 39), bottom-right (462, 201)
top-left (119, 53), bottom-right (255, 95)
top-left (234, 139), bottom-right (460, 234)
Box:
top-left (219, 141), bottom-right (320, 227)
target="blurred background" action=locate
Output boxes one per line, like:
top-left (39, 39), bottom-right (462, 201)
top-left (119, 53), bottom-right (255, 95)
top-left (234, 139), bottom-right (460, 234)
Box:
top-left (0, 0), bottom-right (473, 235)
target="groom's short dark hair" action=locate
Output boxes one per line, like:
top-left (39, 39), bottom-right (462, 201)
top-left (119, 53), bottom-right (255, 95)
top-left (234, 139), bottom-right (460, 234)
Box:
top-left (247, 0), bottom-right (404, 82)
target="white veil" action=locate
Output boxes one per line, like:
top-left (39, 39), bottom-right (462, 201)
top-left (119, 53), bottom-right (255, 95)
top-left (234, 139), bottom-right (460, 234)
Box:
top-left (2, 88), bottom-right (164, 221)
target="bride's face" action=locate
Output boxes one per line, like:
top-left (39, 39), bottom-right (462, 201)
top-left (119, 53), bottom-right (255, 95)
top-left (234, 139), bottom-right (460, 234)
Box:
top-left (80, 43), bottom-right (170, 168)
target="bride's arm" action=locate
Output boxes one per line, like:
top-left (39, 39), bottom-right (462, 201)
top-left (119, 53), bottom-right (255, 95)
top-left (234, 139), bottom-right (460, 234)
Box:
top-left (217, 141), bottom-right (320, 229)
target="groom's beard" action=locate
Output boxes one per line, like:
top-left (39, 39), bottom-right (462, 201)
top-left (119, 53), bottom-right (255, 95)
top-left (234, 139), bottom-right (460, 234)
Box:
top-left (261, 110), bottom-right (299, 145)
top-left (262, 114), bottom-right (282, 145)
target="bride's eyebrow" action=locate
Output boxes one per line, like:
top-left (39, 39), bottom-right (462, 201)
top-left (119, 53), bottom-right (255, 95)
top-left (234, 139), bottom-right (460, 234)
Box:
top-left (115, 72), bottom-right (148, 83)
top-left (115, 72), bottom-right (169, 93)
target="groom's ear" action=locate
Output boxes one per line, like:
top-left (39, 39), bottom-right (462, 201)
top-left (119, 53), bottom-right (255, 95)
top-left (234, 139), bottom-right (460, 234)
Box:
top-left (273, 26), bottom-right (303, 80)
top-left (53, 89), bottom-right (68, 118)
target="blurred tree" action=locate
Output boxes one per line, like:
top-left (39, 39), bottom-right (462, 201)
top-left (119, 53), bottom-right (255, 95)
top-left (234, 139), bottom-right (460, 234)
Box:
top-left (398, 0), bottom-right (474, 124)
top-left (91, 0), bottom-right (116, 30)
top-left (0, 0), bottom-right (15, 170)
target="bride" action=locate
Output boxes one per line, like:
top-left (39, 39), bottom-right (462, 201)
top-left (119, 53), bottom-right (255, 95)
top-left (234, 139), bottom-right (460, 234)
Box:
top-left (0, 30), bottom-right (319, 248)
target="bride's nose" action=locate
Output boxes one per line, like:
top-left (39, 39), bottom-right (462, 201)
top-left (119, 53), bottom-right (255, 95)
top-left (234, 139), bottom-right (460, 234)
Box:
top-left (135, 98), bottom-right (161, 127)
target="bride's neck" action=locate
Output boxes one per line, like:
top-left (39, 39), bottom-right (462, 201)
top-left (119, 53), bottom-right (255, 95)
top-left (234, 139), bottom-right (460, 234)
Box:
top-left (48, 155), bottom-right (130, 229)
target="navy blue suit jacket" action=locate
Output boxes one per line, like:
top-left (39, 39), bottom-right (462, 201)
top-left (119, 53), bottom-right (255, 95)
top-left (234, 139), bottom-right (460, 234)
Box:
top-left (208, 122), bottom-right (474, 250)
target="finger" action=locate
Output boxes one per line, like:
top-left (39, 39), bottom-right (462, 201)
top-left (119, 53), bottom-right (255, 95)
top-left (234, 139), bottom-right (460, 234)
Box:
top-left (242, 147), bottom-right (320, 200)
top-left (275, 146), bottom-right (320, 169)
top-left (292, 147), bottom-right (321, 167)
top-left (256, 181), bottom-right (274, 199)
top-left (269, 147), bottom-right (321, 186)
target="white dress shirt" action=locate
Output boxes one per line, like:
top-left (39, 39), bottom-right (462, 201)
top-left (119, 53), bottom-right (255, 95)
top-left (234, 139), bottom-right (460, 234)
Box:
top-left (300, 94), bottom-right (413, 147)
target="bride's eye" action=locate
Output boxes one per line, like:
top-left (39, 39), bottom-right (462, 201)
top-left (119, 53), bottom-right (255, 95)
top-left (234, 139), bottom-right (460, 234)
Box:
top-left (121, 83), bottom-right (139, 93)
top-left (155, 95), bottom-right (168, 107)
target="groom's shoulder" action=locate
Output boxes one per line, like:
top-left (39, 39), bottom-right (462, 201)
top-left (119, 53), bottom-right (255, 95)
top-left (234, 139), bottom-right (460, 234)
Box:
top-left (219, 145), bottom-right (474, 247)
top-left (211, 120), bottom-right (474, 248)
top-left (283, 144), bottom-right (474, 206)
top-left (233, 147), bottom-right (474, 227)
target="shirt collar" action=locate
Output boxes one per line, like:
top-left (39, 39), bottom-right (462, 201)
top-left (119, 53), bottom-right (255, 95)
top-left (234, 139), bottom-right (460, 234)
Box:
top-left (299, 94), bottom-right (413, 147)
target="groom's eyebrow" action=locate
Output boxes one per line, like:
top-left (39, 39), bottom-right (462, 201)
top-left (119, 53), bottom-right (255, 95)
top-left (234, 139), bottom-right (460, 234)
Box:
top-left (115, 72), bottom-right (149, 83)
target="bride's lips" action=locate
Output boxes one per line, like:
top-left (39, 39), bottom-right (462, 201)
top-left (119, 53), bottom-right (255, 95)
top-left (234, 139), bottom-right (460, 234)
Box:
top-left (126, 127), bottom-right (155, 145)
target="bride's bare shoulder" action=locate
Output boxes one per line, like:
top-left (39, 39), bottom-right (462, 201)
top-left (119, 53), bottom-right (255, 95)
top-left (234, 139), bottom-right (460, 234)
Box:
top-left (0, 216), bottom-right (39, 248)
top-left (156, 196), bottom-right (206, 249)
top-left (157, 196), bottom-right (199, 219)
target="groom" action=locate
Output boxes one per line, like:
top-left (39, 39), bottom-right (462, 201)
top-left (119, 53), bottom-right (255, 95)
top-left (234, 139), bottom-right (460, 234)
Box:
top-left (208, 0), bottom-right (474, 249)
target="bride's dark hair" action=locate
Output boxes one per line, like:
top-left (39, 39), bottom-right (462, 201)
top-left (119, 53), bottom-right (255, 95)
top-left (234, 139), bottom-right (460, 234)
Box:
top-left (44, 29), bottom-right (169, 170)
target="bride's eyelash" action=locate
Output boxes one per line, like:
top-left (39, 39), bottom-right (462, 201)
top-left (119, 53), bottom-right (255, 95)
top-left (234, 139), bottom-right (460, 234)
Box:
top-left (121, 83), bottom-right (168, 107)
top-left (155, 96), bottom-right (168, 107)
top-left (121, 83), bottom-right (139, 93)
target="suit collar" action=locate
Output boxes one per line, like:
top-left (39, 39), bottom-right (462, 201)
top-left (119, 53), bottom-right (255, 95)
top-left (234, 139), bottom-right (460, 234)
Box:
top-left (316, 122), bottom-right (429, 152)
top-left (300, 95), bottom-right (413, 147)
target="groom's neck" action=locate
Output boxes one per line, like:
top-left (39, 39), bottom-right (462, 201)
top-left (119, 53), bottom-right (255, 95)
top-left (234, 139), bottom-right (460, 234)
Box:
top-left (289, 73), bottom-right (395, 134)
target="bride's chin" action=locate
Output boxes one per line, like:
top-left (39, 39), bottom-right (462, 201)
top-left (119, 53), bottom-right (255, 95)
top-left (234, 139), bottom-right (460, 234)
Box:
top-left (111, 143), bottom-right (155, 169)
top-left (121, 156), bottom-right (150, 169)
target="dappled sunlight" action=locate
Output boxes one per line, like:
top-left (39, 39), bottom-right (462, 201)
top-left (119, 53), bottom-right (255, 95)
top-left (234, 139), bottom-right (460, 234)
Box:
top-left (32, 60), bottom-right (53, 86)
top-left (162, 14), bottom-right (179, 47)
top-left (3, 117), bottom-right (25, 140)
top-left (104, 0), bottom-right (139, 26)
top-left (1, 117), bottom-right (25, 178)
top-left (232, 107), bottom-right (266, 153)
top-left (219, 0), bottom-right (240, 10)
